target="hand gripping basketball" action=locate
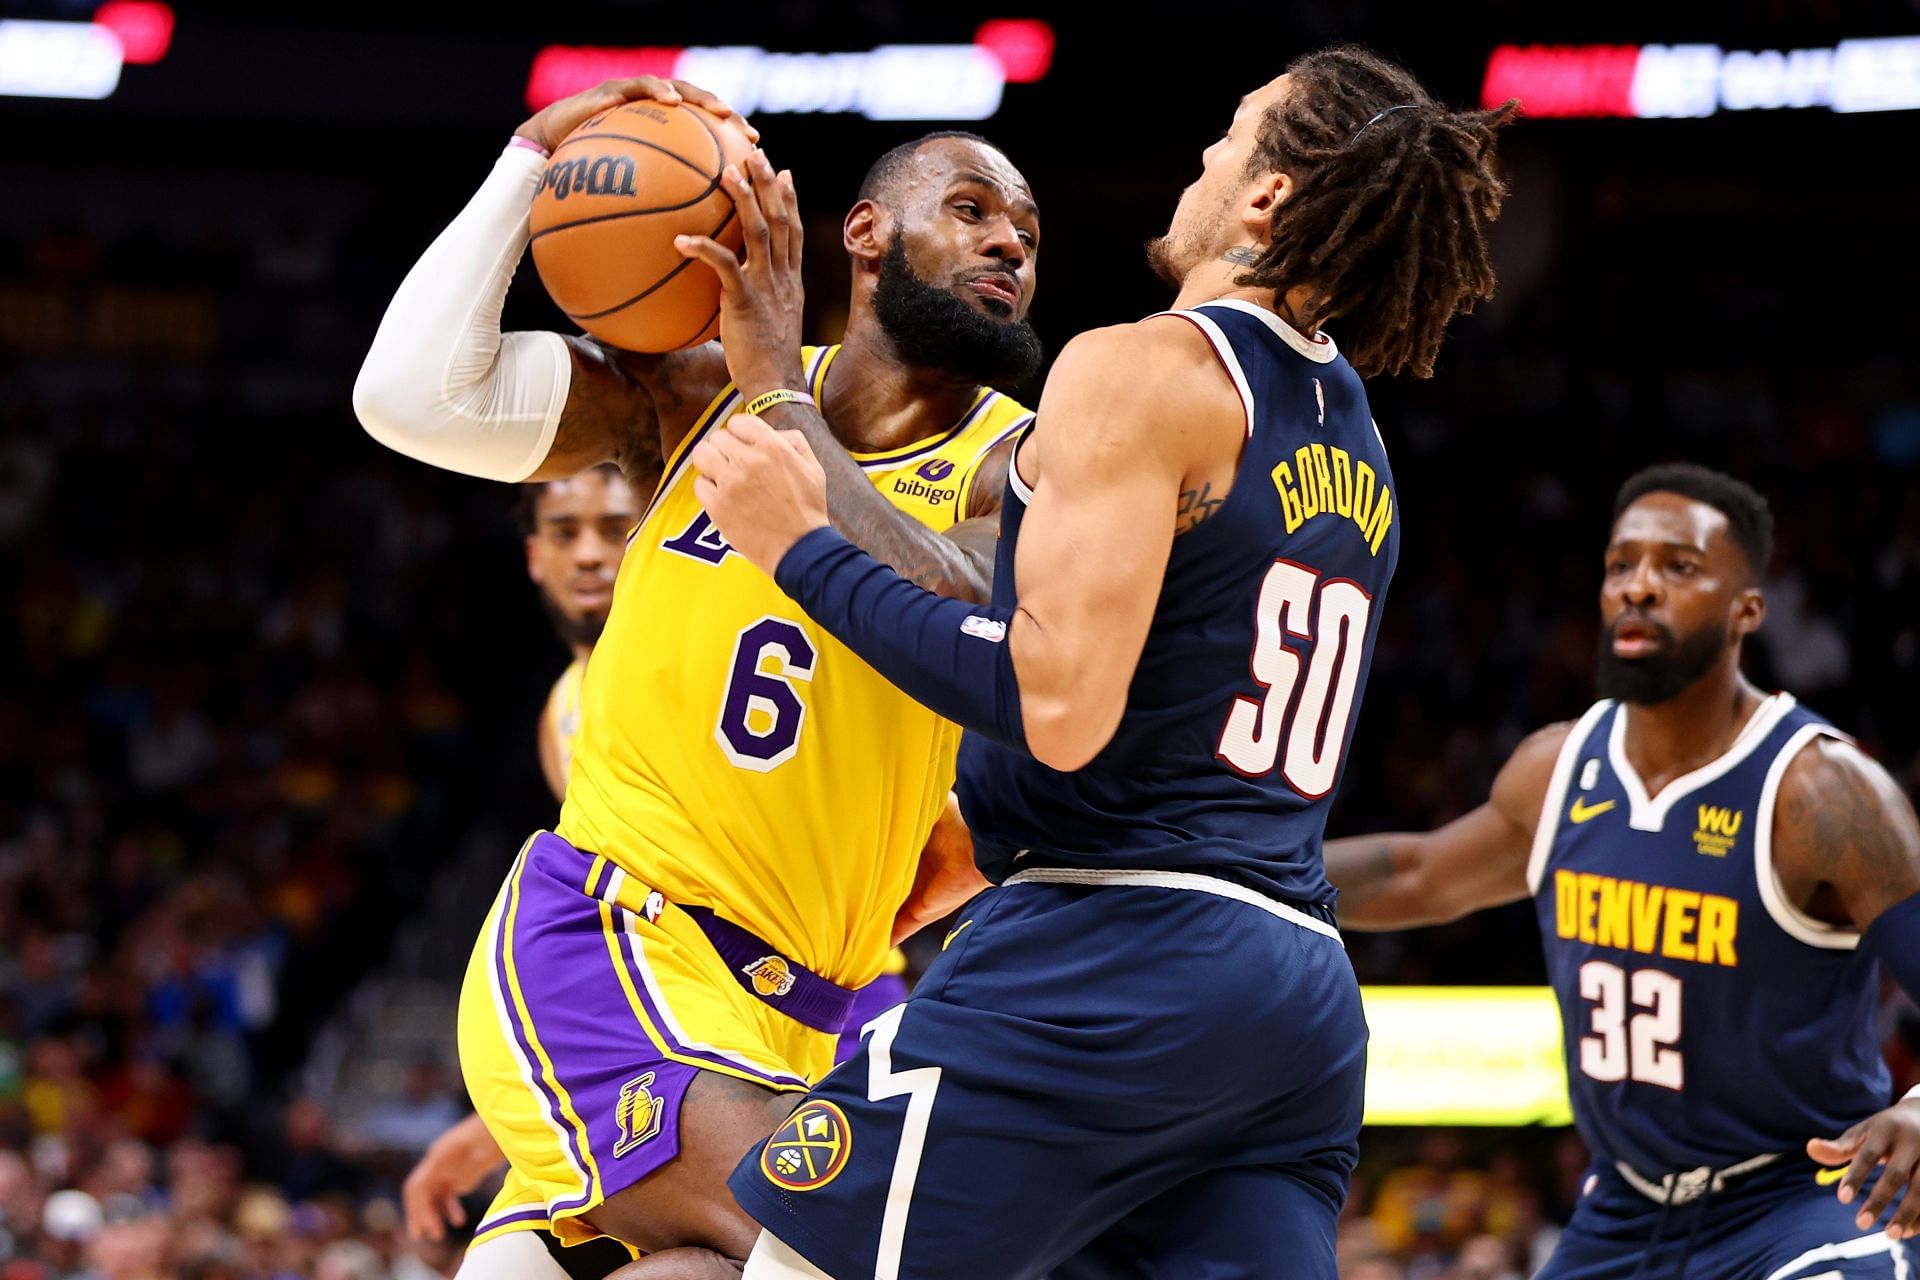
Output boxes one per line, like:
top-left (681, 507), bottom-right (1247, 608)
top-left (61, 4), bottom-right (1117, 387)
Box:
top-left (675, 148), bottom-right (808, 400)
top-left (515, 76), bottom-right (758, 155)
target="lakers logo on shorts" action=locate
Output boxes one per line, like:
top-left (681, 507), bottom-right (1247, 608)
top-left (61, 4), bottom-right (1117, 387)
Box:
top-left (743, 954), bottom-right (797, 998)
top-left (762, 1100), bottom-right (852, 1192)
top-left (614, 1072), bottom-right (665, 1157)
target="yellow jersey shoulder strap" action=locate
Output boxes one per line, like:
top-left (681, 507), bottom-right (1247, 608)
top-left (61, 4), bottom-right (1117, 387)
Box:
top-left (640, 346), bottom-right (832, 531)
top-left (954, 395), bottom-right (1035, 515)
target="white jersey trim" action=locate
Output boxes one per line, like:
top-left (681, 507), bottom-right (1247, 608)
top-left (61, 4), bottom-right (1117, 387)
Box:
top-left (1759, 1228), bottom-right (1911, 1280)
top-left (1153, 308), bottom-right (1256, 438)
top-left (484, 842), bottom-right (593, 1208)
top-left (1003, 866), bottom-right (1341, 942)
top-left (1007, 436), bottom-right (1036, 505)
top-left (1755, 721), bottom-right (1860, 952)
top-left (1527, 700), bottom-right (1617, 895)
top-left (1610, 692), bottom-right (1797, 832)
top-left (1202, 297), bottom-right (1341, 364)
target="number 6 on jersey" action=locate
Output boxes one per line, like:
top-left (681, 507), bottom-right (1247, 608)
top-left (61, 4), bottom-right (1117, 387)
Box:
top-left (1216, 560), bottom-right (1373, 796)
top-left (716, 616), bottom-right (817, 772)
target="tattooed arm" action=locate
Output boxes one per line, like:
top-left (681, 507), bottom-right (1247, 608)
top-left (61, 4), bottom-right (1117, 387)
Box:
top-left (1324, 723), bottom-right (1569, 928)
top-left (1771, 737), bottom-right (1920, 933)
top-left (1778, 738), bottom-right (1920, 1239)
top-left (1177, 481), bottom-right (1226, 534)
top-left (751, 403), bottom-right (1010, 603)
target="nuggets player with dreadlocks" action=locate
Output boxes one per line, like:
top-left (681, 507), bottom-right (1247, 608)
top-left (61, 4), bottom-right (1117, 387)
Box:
top-left (693, 46), bottom-right (1516, 1280)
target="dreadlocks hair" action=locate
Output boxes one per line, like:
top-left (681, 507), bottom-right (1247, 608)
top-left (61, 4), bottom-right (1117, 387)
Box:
top-left (1237, 45), bottom-right (1518, 379)
top-left (1614, 462), bottom-right (1775, 580)
top-left (858, 131), bottom-right (997, 204)
top-left (512, 461), bottom-right (623, 535)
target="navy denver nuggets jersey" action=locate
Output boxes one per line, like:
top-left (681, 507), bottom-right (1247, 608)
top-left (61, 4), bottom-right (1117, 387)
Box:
top-left (959, 299), bottom-right (1400, 907)
top-left (1529, 694), bottom-right (1891, 1176)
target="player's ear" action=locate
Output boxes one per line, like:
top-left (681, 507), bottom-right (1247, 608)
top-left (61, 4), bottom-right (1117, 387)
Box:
top-left (844, 200), bottom-right (885, 269)
top-left (1732, 586), bottom-right (1765, 640)
top-left (1242, 170), bottom-right (1293, 243)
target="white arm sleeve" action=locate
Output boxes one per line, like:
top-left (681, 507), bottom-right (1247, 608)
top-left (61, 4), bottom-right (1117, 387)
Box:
top-left (352, 143), bottom-right (573, 483)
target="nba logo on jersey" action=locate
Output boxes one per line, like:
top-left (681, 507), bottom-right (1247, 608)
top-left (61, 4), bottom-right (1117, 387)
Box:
top-left (961, 616), bottom-right (1007, 642)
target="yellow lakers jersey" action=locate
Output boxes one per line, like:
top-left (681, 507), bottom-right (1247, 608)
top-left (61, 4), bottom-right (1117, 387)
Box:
top-left (558, 346), bottom-right (1031, 987)
top-left (545, 657), bottom-right (587, 781)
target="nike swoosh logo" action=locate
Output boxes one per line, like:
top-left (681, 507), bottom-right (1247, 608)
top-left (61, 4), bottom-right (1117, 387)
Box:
top-left (1569, 797), bottom-right (1617, 824)
top-left (942, 920), bottom-right (975, 951)
top-left (1816, 1167), bottom-right (1847, 1186)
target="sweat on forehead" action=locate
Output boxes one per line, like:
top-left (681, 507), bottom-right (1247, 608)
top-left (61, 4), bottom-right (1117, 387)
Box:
top-left (857, 132), bottom-right (1025, 205)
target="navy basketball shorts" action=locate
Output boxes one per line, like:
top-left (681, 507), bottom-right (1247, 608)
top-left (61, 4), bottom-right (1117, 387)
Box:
top-left (1541, 1160), bottom-right (1920, 1280)
top-left (729, 869), bottom-right (1369, 1280)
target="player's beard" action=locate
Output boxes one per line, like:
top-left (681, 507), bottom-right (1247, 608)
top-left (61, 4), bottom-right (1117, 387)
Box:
top-left (1145, 234), bottom-right (1182, 289)
top-left (1594, 619), bottom-right (1728, 706)
top-left (1145, 195), bottom-right (1231, 289)
top-left (871, 237), bottom-right (1043, 390)
top-left (540, 588), bottom-right (608, 651)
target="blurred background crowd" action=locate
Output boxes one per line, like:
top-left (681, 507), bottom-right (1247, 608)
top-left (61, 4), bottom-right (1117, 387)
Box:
top-left (3, 0), bottom-right (1916, 1275)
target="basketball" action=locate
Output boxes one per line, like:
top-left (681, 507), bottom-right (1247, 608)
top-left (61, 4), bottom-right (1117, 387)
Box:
top-left (529, 101), bottom-right (754, 353)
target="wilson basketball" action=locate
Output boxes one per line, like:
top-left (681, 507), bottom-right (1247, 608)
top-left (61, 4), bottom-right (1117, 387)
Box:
top-left (529, 102), bottom-right (754, 353)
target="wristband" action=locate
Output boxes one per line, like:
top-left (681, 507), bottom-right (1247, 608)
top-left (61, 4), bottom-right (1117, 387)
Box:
top-left (1864, 891), bottom-right (1920, 1014)
top-left (508, 134), bottom-right (551, 159)
top-left (744, 389), bottom-right (818, 417)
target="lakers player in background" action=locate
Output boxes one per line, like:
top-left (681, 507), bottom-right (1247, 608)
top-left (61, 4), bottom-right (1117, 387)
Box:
top-left (523, 467), bottom-right (633, 800)
top-left (399, 465), bottom-right (637, 1279)
top-left (1326, 464), bottom-right (1920, 1278)
top-left (353, 74), bottom-right (1031, 1277)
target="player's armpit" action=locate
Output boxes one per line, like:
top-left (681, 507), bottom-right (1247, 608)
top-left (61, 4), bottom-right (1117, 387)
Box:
top-left (1007, 324), bottom-right (1241, 770)
top-left (527, 338), bottom-right (722, 486)
top-left (1326, 721), bottom-right (1569, 929)
top-left (1771, 736), bottom-right (1920, 932)
top-left (960, 435), bottom-right (1016, 521)
top-left (911, 436), bottom-right (1019, 604)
